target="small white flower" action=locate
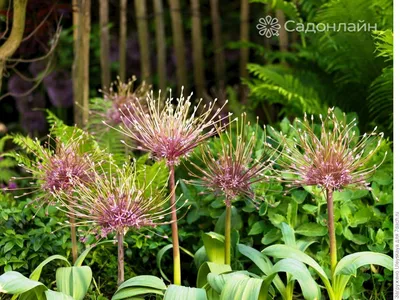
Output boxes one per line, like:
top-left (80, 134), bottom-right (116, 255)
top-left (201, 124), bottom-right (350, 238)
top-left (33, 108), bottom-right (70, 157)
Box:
top-left (257, 15), bottom-right (281, 38)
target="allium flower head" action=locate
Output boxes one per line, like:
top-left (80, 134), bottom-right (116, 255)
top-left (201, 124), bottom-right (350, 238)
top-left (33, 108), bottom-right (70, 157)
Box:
top-left (101, 76), bottom-right (150, 125)
top-left (11, 129), bottom-right (97, 205)
top-left (272, 108), bottom-right (387, 191)
top-left (111, 88), bottom-right (230, 166)
top-left (189, 113), bottom-right (272, 207)
top-left (64, 160), bottom-right (181, 238)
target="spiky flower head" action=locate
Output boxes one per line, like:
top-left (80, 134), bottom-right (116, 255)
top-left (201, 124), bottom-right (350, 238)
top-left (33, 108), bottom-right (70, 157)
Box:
top-left (272, 107), bottom-right (386, 191)
top-left (92, 76), bottom-right (151, 126)
top-left (110, 88), bottom-right (229, 166)
top-left (63, 159), bottom-right (181, 238)
top-left (188, 113), bottom-right (272, 207)
top-left (11, 129), bottom-right (98, 205)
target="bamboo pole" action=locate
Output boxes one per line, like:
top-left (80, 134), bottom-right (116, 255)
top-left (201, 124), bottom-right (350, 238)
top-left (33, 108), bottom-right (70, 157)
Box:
top-left (153, 0), bottom-right (167, 91)
top-left (190, 0), bottom-right (205, 97)
top-left (168, 0), bottom-right (187, 90)
top-left (239, 0), bottom-right (249, 103)
top-left (135, 0), bottom-right (151, 82)
top-left (72, 0), bottom-right (90, 127)
top-left (0, 0), bottom-right (28, 92)
top-left (210, 0), bottom-right (225, 89)
top-left (99, 0), bottom-right (111, 89)
top-left (276, 10), bottom-right (288, 52)
top-left (119, 0), bottom-right (127, 82)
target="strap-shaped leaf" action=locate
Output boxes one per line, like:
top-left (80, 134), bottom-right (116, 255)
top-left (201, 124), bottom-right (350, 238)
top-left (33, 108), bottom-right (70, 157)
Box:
top-left (0, 271), bottom-right (46, 296)
top-left (219, 274), bottom-right (269, 300)
top-left (112, 275), bottom-right (166, 299)
top-left (157, 244), bottom-right (195, 282)
top-left (163, 285), bottom-right (207, 300)
top-left (30, 255), bottom-right (70, 281)
top-left (269, 258), bottom-right (320, 300)
top-left (334, 251), bottom-right (393, 277)
top-left (74, 240), bottom-right (114, 267)
top-left (197, 262), bottom-right (231, 288)
top-left (56, 266), bottom-right (92, 300)
top-left (237, 244), bottom-right (285, 296)
top-left (44, 290), bottom-right (74, 299)
top-left (202, 232), bottom-right (225, 264)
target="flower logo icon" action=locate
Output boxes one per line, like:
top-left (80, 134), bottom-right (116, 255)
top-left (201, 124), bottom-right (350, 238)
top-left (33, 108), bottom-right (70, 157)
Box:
top-left (257, 15), bottom-right (281, 38)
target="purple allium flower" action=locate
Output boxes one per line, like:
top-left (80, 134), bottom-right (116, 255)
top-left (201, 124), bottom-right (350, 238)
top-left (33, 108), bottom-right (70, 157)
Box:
top-left (102, 76), bottom-right (150, 126)
top-left (14, 129), bottom-right (97, 205)
top-left (21, 110), bottom-right (47, 135)
top-left (112, 88), bottom-right (230, 166)
top-left (64, 161), bottom-right (178, 238)
top-left (43, 70), bottom-right (73, 108)
top-left (273, 107), bottom-right (387, 191)
top-left (188, 113), bottom-right (272, 207)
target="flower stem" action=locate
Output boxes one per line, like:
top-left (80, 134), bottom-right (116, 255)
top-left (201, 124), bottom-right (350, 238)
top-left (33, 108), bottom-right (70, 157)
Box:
top-left (70, 215), bottom-right (78, 264)
top-left (326, 188), bottom-right (337, 275)
top-left (169, 165), bottom-right (181, 285)
top-left (225, 203), bottom-right (231, 265)
top-left (117, 231), bottom-right (124, 285)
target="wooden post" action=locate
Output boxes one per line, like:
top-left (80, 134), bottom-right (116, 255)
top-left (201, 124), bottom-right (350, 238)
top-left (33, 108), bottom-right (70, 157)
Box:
top-left (239, 0), bottom-right (249, 103)
top-left (119, 0), bottom-right (127, 82)
top-left (210, 0), bottom-right (225, 89)
top-left (135, 0), bottom-right (151, 82)
top-left (153, 0), bottom-right (167, 91)
top-left (168, 0), bottom-right (187, 90)
top-left (99, 0), bottom-right (111, 89)
top-left (190, 0), bottom-right (205, 97)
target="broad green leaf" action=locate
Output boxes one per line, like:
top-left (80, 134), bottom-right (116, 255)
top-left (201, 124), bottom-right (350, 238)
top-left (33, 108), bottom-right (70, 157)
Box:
top-left (296, 239), bottom-right (317, 252)
top-left (261, 229), bottom-right (281, 245)
top-left (157, 244), bottom-right (195, 282)
top-left (30, 255), bottom-right (70, 281)
top-left (349, 207), bottom-right (372, 227)
top-left (295, 223), bottom-right (328, 237)
top-left (334, 252), bottom-right (393, 277)
top-left (237, 244), bottom-right (285, 297)
top-left (219, 274), bottom-right (269, 300)
top-left (45, 290), bottom-right (74, 300)
top-left (268, 258), bottom-right (320, 300)
top-left (207, 271), bottom-right (252, 294)
top-left (0, 271), bottom-right (46, 296)
top-left (56, 266), bottom-right (92, 300)
top-left (202, 232), bottom-right (225, 264)
top-left (163, 285), bottom-right (207, 300)
top-left (248, 221), bottom-right (266, 235)
top-left (197, 262), bottom-right (231, 288)
top-left (74, 241), bottom-right (114, 267)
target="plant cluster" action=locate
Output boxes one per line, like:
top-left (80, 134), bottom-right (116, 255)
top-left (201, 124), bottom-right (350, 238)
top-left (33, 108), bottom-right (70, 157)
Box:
top-left (0, 81), bottom-right (392, 300)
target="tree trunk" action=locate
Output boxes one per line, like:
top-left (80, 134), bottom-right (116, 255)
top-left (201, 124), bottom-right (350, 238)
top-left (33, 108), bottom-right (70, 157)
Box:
top-left (190, 0), bottom-right (205, 97)
top-left (0, 0), bottom-right (28, 92)
top-left (119, 0), bottom-right (127, 82)
top-left (168, 0), bottom-right (187, 91)
top-left (135, 0), bottom-right (151, 82)
top-left (153, 0), bottom-right (167, 91)
top-left (99, 0), bottom-right (111, 89)
top-left (239, 0), bottom-right (249, 103)
top-left (210, 0), bottom-right (225, 89)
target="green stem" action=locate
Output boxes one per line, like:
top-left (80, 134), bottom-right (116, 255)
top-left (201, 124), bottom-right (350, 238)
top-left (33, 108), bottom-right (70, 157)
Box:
top-left (224, 204), bottom-right (231, 265)
top-left (326, 188), bottom-right (337, 276)
top-left (70, 216), bottom-right (78, 264)
top-left (169, 165), bottom-right (181, 285)
top-left (117, 231), bottom-right (124, 285)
